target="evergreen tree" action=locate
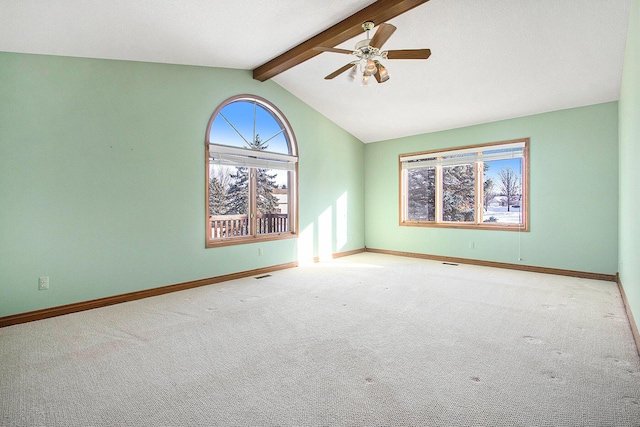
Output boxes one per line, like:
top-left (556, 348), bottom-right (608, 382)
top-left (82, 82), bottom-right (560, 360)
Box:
top-left (208, 176), bottom-right (227, 215)
top-left (223, 134), bottom-right (280, 215)
top-left (252, 134), bottom-right (280, 213)
top-left (224, 167), bottom-right (249, 215)
top-left (442, 164), bottom-right (475, 221)
top-left (407, 167), bottom-right (436, 220)
top-left (257, 169), bottom-right (280, 214)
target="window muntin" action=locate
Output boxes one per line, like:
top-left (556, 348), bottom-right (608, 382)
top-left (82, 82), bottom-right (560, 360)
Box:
top-left (205, 95), bottom-right (298, 247)
top-left (400, 139), bottom-right (529, 231)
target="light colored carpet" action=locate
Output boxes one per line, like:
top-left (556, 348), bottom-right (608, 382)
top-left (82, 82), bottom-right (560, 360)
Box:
top-left (1, 253), bottom-right (639, 426)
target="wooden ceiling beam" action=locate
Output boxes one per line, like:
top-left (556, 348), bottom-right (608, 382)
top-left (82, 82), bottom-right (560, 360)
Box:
top-left (252, 0), bottom-right (430, 82)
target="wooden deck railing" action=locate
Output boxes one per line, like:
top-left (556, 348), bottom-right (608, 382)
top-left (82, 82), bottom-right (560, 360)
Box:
top-left (210, 213), bottom-right (288, 238)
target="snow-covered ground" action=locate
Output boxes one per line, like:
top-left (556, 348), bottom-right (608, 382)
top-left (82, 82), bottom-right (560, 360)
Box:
top-left (483, 205), bottom-right (521, 223)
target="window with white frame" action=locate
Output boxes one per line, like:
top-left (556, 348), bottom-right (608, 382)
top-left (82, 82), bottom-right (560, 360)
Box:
top-left (400, 138), bottom-right (529, 231)
top-left (205, 95), bottom-right (298, 247)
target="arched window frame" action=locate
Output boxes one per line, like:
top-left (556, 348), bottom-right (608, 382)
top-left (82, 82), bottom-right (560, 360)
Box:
top-left (205, 94), bottom-right (298, 248)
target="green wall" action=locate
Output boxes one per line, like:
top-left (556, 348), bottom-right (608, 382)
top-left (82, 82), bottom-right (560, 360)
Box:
top-left (364, 102), bottom-right (619, 275)
top-left (619, 0), bottom-right (640, 332)
top-left (0, 44), bottom-right (632, 321)
top-left (0, 52), bottom-right (365, 317)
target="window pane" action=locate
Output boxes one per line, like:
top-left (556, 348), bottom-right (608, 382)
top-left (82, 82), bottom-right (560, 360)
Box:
top-left (209, 102), bottom-right (254, 149)
top-left (256, 168), bottom-right (289, 235)
top-left (255, 105), bottom-right (290, 154)
top-left (407, 167), bottom-right (435, 221)
top-left (208, 164), bottom-right (249, 238)
top-left (482, 159), bottom-right (523, 224)
top-left (210, 101), bottom-right (291, 155)
top-left (442, 164), bottom-right (475, 222)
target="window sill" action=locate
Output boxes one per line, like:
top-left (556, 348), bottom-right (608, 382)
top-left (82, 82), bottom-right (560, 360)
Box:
top-left (206, 231), bottom-right (298, 248)
top-left (399, 221), bottom-right (529, 232)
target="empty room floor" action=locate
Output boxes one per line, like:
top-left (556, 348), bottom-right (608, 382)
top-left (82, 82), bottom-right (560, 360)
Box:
top-left (1, 253), bottom-right (639, 426)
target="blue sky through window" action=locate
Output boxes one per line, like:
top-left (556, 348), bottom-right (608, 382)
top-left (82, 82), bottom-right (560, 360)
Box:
top-left (210, 101), bottom-right (289, 154)
top-left (484, 158), bottom-right (522, 182)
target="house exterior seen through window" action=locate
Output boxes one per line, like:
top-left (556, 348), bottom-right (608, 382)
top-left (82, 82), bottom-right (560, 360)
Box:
top-left (400, 138), bottom-right (529, 231)
top-left (205, 95), bottom-right (298, 247)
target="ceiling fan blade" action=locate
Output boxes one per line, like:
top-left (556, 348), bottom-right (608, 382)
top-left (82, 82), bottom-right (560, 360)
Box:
top-left (253, 0), bottom-right (430, 81)
top-left (369, 23), bottom-right (397, 49)
top-left (386, 48), bottom-right (432, 60)
top-left (325, 63), bottom-right (355, 80)
top-left (313, 46), bottom-right (354, 55)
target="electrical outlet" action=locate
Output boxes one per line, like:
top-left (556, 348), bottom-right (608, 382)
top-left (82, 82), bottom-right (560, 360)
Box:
top-left (468, 241), bottom-right (474, 249)
top-left (38, 276), bottom-right (49, 290)
top-left (258, 248), bottom-right (263, 256)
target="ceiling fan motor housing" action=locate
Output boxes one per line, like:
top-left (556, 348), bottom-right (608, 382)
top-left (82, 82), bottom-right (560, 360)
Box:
top-left (356, 39), bottom-right (373, 52)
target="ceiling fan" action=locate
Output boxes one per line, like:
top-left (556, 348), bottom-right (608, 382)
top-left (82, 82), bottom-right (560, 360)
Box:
top-left (314, 21), bottom-right (431, 85)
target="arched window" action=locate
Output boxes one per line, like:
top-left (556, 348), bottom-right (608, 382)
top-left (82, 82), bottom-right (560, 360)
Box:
top-left (205, 95), bottom-right (298, 247)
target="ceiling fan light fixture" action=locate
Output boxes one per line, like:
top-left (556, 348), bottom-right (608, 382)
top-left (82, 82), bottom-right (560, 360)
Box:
top-left (361, 74), bottom-right (372, 86)
top-left (364, 60), bottom-right (377, 76)
top-left (375, 61), bottom-right (390, 82)
top-left (348, 64), bottom-right (358, 81)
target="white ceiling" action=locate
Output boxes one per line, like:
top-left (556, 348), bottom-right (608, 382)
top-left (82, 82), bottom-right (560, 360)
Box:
top-left (0, 0), bottom-right (631, 143)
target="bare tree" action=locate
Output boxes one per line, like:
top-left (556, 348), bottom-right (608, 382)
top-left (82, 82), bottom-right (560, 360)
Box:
top-left (212, 165), bottom-right (234, 190)
top-left (483, 185), bottom-right (497, 211)
top-left (498, 167), bottom-right (521, 212)
top-left (483, 168), bottom-right (496, 211)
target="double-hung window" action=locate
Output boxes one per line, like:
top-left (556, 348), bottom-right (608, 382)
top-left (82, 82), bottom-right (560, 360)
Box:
top-left (205, 95), bottom-right (298, 247)
top-left (400, 138), bottom-right (529, 231)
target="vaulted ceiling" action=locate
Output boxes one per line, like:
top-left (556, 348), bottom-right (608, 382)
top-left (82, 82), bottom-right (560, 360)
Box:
top-left (0, 0), bottom-right (631, 143)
